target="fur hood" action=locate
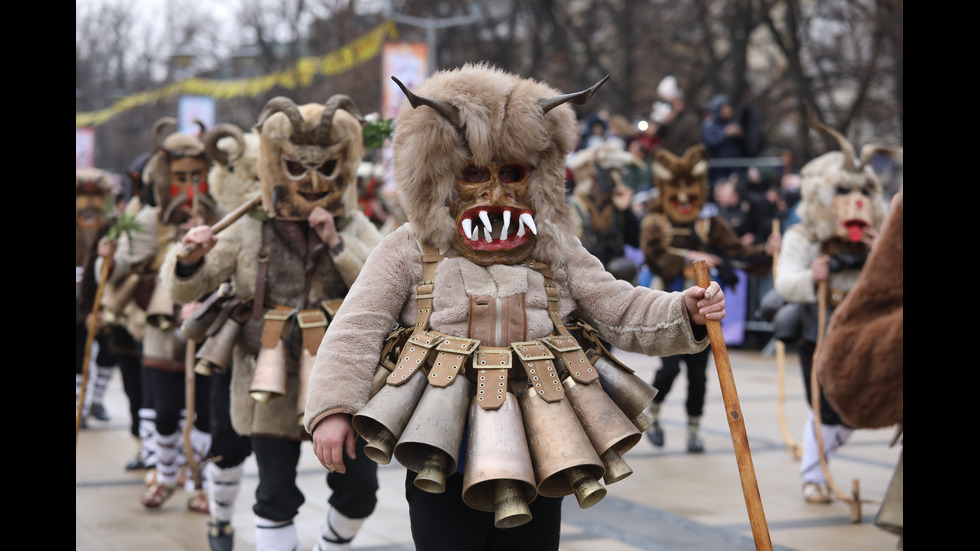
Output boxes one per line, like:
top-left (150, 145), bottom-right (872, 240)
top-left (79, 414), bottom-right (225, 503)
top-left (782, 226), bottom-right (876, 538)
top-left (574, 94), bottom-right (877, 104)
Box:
top-left (391, 63), bottom-right (587, 265)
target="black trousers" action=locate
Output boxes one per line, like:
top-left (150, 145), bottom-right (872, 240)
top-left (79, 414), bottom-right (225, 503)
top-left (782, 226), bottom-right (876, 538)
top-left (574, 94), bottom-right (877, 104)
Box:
top-left (207, 368), bottom-right (252, 469)
top-left (798, 341), bottom-right (846, 427)
top-left (143, 363), bottom-right (211, 436)
top-left (251, 435), bottom-right (379, 522)
top-left (651, 347), bottom-right (711, 418)
top-left (405, 470), bottom-right (563, 551)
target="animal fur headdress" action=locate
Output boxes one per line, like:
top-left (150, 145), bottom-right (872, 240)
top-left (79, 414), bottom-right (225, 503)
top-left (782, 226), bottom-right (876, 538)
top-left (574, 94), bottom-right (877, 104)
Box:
top-left (142, 117), bottom-right (220, 225)
top-left (796, 108), bottom-right (900, 243)
top-left (391, 62), bottom-right (607, 266)
top-left (253, 95), bottom-right (364, 221)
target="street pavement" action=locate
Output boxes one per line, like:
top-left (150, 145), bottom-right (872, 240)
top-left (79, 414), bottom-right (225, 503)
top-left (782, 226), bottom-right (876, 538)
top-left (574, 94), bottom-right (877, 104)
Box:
top-left (77, 343), bottom-right (902, 551)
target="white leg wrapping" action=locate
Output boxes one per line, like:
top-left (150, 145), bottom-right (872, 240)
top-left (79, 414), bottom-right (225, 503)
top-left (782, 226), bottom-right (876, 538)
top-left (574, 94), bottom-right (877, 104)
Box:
top-left (155, 431), bottom-right (182, 487)
top-left (91, 365), bottom-right (114, 405)
top-left (254, 516), bottom-right (299, 551)
top-left (313, 506), bottom-right (366, 551)
top-left (138, 408), bottom-right (158, 467)
top-left (184, 426), bottom-right (213, 490)
top-left (206, 463), bottom-right (244, 523)
top-left (800, 411), bottom-right (854, 484)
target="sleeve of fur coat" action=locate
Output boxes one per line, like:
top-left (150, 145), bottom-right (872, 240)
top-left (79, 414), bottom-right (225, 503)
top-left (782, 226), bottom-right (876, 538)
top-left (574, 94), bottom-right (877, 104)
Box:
top-left (815, 189), bottom-right (903, 429)
top-left (331, 211), bottom-right (385, 288)
top-left (303, 226), bottom-right (419, 434)
top-left (774, 224), bottom-right (819, 303)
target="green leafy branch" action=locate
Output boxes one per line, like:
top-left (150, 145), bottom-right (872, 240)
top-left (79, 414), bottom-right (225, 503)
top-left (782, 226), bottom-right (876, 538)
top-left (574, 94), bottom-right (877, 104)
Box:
top-left (103, 196), bottom-right (143, 254)
top-left (363, 118), bottom-right (395, 150)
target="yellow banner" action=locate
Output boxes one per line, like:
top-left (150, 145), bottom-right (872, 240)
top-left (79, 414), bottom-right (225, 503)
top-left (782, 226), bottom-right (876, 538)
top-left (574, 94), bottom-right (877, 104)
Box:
top-left (76, 21), bottom-right (399, 128)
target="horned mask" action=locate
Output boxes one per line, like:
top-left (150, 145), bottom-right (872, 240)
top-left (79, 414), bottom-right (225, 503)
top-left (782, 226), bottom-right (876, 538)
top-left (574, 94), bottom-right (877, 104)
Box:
top-left (143, 117), bottom-right (220, 227)
top-left (254, 95), bottom-right (365, 221)
top-left (391, 63), bottom-right (607, 266)
top-left (652, 144), bottom-right (709, 225)
top-left (797, 108), bottom-right (899, 243)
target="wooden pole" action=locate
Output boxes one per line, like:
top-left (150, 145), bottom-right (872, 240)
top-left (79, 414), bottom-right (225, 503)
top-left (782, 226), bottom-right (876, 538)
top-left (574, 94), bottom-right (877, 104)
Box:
top-left (183, 339), bottom-right (204, 490)
top-left (77, 260), bottom-right (112, 445)
top-left (693, 260), bottom-right (773, 551)
top-left (771, 219), bottom-right (801, 460)
top-left (810, 280), bottom-right (861, 515)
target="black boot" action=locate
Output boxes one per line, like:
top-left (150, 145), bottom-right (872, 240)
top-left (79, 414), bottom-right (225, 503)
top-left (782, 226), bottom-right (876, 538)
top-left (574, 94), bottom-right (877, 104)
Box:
top-left (208, 518), bottom-right (234, 551)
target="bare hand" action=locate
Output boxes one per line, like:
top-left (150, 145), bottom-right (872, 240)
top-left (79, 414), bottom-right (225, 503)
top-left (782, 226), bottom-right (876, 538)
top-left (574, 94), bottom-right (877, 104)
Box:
top-left (98, 237), bottom-right (117, 259)
top-left (765, 232), bottom-right (782, 256)
top-left (612, 185), bottom-right (634, 211)
top-left (684, 281), bottom-right (726, 325)
top-left (308, 206), bottom-right (341, 249)
top-left (311, 413), bottom-right (357, 474)
top-left (180, 225), bottom-right (217, 265)
top-left (811, 255), bottom-right (829, 282)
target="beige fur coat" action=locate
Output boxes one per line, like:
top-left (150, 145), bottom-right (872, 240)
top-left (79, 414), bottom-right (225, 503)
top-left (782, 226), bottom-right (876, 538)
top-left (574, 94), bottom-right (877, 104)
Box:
top-left (303, 223), bottom-right (709, 433)
top-left (164, 210), bottom-right (382, 439)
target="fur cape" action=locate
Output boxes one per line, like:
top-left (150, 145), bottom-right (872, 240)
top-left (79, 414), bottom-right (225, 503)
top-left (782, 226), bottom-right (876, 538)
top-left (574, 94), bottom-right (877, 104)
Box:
top-left (816, 188), bottom-right (903, 429)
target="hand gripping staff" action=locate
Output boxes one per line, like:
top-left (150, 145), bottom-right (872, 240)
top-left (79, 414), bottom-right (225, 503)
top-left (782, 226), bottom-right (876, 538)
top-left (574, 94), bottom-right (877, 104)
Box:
top-left (693, 260), bottom-right (773, 551)
top-left (175, 194), bottom-right (263, 262)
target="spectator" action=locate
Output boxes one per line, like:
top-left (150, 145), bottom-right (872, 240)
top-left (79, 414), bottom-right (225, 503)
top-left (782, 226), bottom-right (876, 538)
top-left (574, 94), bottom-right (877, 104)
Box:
top-left (652, 76), bottom-right (702, 156)
top-left (701, 94), bottom-right (746, 184)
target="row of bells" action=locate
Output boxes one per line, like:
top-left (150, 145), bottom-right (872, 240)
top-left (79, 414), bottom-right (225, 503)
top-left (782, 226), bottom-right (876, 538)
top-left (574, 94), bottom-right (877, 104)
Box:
top-left (179, 301), bottom-right (662, 529)
top-left (353, 351), bottom-right (658, 529)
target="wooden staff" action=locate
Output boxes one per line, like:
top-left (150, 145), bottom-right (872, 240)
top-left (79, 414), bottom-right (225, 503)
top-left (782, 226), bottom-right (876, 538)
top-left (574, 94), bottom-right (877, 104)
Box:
top-left (76, 260), bottom-right (112, 445)
top-left (183, 339), bottom-right (205, 492)
top-left (771, 219), bottom-right (801, 460)
top-left (811, 280), bottom-right (864, 522)
top-left (175, 195), bottom-right (262, 261)
top-left (693, 260), bottom-right (773, 551)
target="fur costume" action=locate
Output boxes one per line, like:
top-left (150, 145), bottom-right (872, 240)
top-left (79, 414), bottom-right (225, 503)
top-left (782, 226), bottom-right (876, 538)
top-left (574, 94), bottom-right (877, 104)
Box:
top-left (815, 187), bottom-right (902, 430)
top-left (164, 98), bottom-right (383, 440)
top-left (772, 109), bottom-right (901, 504)
top-left (76, 167), bottom-right (118, 269)
top-left (640, 144), bottom-right (768, 288)
top-left (303, 64), bottom-right (713, 531)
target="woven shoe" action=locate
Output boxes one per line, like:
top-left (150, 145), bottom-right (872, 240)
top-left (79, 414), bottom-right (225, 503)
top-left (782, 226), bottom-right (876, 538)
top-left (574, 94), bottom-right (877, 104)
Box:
top-left (803, 482), bottom-right (833, 504)
top-left (140, 481), bottom-right (176, 509)
top-left (187, 489), bottom-right (210, 514)
top-left (90, 402), bottom-right (110, 421)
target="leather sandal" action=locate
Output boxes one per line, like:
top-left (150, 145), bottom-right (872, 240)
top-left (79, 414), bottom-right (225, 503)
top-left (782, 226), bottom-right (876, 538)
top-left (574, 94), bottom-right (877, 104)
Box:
top-left (803, 482), bottom-right (833, 504)
top-left (141, 481), bottom-right (176, 509)
top-left (187, 490), bottom-right (210, 514)
top-left (208, 519), bottom-right (234, 551)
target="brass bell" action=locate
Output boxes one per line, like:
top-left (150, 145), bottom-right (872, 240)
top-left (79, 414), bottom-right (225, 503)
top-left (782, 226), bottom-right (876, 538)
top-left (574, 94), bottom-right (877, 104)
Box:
top-left (592, 355), bottom-right (658, 431)
top-left (194, 319), bottom-right (241, 376)
top-left (517, 385), bottom-right (606, 508)
top-left (352, 370), bottom-right (428, 465)
top-left (145, 283), bottom-right (176, 331)
top-left (562, 375), bottom-right (642, 484)
top-left (461, 391), bottom-right (537, 529)
top-left (250, 340), bottom-right (287, 404)
top-left (393, 376), bottom-right (472, 494)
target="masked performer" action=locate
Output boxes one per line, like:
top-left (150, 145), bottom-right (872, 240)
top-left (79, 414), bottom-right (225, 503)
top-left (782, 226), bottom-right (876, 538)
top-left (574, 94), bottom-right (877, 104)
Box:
top-left (97, 118), bottom-right (221, 511)
top-left (773, 110), bottom-right (898, 504)
top-left (638, 144), bottom-right (777, 452)
top-left (303, 63), bottom-right (726, 551)
top-left (76, 167), bottom-right (119, 426)
top-left (166, 95), bottom-right (384, 551)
